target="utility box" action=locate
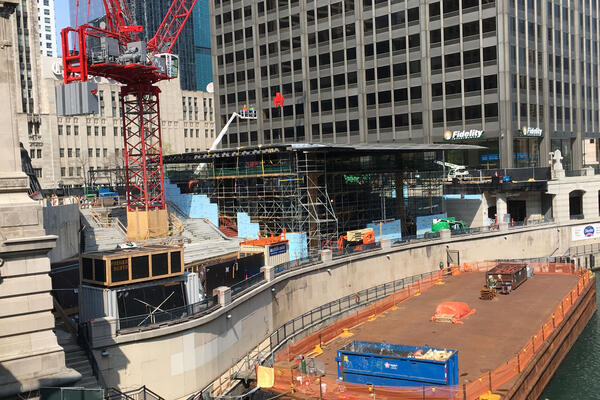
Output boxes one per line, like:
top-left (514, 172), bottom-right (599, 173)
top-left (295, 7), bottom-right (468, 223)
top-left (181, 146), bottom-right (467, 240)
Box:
top-left (336, 340), bottom-right (458, 387)
top-left (240, 235), bottom-right (289, 266)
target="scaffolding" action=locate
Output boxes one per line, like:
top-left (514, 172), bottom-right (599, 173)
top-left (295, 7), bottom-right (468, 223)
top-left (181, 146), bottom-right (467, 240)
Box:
top-left (164, 145), bottom-right (448, 249)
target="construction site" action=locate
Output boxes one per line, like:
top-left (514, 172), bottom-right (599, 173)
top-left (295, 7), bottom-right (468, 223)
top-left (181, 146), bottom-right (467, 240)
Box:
top-left (163, 143), bottom-right (481, 249)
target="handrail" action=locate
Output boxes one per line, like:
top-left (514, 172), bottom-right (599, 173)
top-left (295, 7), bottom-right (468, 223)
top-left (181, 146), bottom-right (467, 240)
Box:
top-left (114, 217), bottom-right (127, 235)
top-left (78, 322), bottom-right (108, 389)
top-left (52, 295), bottom-right (77, 339)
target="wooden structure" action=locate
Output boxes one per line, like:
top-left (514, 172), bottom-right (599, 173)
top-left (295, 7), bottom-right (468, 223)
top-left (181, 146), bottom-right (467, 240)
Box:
top-left (80, 245), bottom-right (183, 287)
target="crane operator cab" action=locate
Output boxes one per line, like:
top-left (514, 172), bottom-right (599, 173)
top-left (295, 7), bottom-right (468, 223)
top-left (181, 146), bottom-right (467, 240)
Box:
top-left (153, 53), bottom-right (179, 78)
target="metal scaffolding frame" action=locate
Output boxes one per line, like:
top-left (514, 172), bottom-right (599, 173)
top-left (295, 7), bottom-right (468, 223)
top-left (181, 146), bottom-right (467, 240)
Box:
top-left (164, 145), bottom-right (453, 249)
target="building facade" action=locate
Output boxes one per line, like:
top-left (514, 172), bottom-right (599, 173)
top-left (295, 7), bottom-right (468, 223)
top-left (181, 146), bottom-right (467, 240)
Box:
top-left (68, 0), bottom-right (104, 27)
top-left (194, 0), bottom-right (214, 91)
top-left (37, 0), bottom-right (56, 56)
top-left (23, 57), bottom-right (215, 189)
top-left (127, 0), bottom-right (198, 90)
top-left (210, 0), bottom-right (600, 169)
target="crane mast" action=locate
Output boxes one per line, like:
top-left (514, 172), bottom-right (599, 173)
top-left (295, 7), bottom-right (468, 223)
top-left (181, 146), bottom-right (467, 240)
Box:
top-left (60, 0), bottom-right (198, 240)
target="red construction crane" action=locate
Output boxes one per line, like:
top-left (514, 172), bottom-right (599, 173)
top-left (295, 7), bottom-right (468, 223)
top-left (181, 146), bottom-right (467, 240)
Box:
top-left (60, 0), bottom-right (197, 239)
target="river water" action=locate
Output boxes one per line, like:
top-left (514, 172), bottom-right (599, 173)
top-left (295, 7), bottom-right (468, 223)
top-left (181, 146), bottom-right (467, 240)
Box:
top-left (539, 278), bottom-right (600, 399)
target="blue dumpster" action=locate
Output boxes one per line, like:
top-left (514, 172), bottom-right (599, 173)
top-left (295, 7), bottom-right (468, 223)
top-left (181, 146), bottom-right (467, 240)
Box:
top-left (336, 340), bottom-right (458, 387)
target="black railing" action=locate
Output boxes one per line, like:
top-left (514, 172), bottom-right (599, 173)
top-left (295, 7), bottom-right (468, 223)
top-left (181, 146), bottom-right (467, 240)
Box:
top-left (117, 296), bottom-right (218, 332)
top-left (78, 322), bottom-right (108, 389)
top-left (105, 386), bottom-right (165, 400)
top-left (230, 273), bottom-right (265, 299)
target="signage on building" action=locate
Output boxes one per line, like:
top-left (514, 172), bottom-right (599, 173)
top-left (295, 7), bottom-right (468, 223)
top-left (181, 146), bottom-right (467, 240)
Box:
top-left (519, 126), bottom-right (543, 137)
top-left (269, 243), bottom-right (287, 256)
top-left (572, 223), bottom-right (600, 241)
top-left (443, 129), bottom-right (484, 141)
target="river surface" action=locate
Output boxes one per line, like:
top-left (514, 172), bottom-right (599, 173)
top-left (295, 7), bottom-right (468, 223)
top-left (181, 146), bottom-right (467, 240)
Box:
top-left (539, 278), bottom-right (600, 399)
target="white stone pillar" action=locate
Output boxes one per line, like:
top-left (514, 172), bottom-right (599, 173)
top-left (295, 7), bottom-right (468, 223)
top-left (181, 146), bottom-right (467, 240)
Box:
top-left (496, 193), bottom-right (508, 224)
top-left (213, 286), bottom-right (232, 307)
top-left (320, 249), bottom-right (332, 262)
top-left (261, 265), bottom-right (274, 282)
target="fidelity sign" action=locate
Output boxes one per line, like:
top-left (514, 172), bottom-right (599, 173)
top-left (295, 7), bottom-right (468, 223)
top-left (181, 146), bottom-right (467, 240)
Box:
top-left (572, 223), bottom-right (600, 241)
top-left (443, 129), bottom-right (484, 141)
top-left (520, 126), bottom-right (543, 137)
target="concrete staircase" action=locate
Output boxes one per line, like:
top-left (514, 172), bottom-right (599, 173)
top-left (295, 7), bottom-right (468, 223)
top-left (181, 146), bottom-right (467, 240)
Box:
top-left (54, 321), bottom-right (100, 389)
top-left (80, 207), bottom-right (127, 252)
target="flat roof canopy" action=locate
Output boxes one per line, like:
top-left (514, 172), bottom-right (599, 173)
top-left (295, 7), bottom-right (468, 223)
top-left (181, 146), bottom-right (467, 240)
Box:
top-left (164, 142), bottom-right (485, 163)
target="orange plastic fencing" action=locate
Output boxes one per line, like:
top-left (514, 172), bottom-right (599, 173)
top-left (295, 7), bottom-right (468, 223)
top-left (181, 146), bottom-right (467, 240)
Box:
top-left (272, 262), bottom-right (594, 400)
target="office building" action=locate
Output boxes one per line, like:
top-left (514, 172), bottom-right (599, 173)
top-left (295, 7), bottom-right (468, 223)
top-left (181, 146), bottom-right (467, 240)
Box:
top-left (37, 0), bottom-right (57, 56)
top-left (68, 0), bottom-right (104, 27)
top-left (210, 0), bottom-right (600, 169)
top-left (194, 0), bottom-right (213, 91)
top-left (128, 0), bottom-right (197, 90)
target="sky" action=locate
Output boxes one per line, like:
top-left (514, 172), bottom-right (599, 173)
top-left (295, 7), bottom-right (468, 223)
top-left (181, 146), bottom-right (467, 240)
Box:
top-left (54, 0), bottom-right (70, 56)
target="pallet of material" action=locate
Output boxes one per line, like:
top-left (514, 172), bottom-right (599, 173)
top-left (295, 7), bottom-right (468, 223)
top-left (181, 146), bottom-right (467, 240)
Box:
top-left (480, 288), bottom-right (495, 300)
top-left (433, 313), bottom-right (455, 323)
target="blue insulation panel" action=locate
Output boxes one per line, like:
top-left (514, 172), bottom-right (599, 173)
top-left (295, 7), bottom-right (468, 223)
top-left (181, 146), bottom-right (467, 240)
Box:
top-left (286, 232), bottom-right (308, 260)
top-left (366, 220), bottom-right (402, 242)
top-left (164, 179), bottom-right (219, 226)
top-left (336, 340), bottom-right (459, 387)
top-left (237, 212), bottom-right (259, 240)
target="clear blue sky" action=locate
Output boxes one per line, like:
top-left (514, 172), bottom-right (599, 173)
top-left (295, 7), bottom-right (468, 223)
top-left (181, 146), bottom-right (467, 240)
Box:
top-left (54, 0), bottom-right (70, 56)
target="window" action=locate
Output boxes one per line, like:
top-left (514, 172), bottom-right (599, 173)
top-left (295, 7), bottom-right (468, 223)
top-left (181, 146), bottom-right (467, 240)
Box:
top-left (184, 128), bottom-right (188, 137)
top-left (58, 125), bottom-right (63, 135)
top-left (59, 148), bottom-right (64, 157)
top-left (67, 148), bottom-right (72, 157)
top-left (60, 167), bottom-right (65, 177)
top-left (102, 127), bottom-right (106, 136)
top-left (88, 148), bottom-right (93, 157)
top-left (76, 148), bottom-right (80, 157)
top-left (77, 167), bottom-right (82, 176)
top-left (36, 149), bottom-right (41, 158)
top-left (33, 168), bottom-right (42, 178)
top-left (114, 127), bottom-right (118, 136)
top-left (74, 126), bottom-right (78, 135)
top-left (103, 148), bottom-right (107, 157)
top-left (68, 167), bottom-right (73, 176)
top-left (87, 126), bottom-right (91, 136)
top-left (96, 149), bottom-right (100, 157)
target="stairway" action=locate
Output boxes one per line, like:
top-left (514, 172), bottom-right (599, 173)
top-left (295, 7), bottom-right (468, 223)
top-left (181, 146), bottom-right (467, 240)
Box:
top-left (80, 207), bottom-right (127, 252)
top-left (54, 321), bottom-right (100, 389)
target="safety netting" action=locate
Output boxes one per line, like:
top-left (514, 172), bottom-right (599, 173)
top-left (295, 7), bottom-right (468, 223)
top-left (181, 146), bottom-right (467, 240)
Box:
top-left (267, 261), bottom-right (593, 400)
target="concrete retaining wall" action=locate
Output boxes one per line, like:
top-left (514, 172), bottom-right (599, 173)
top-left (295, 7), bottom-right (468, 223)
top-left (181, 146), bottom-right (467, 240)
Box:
top-left (90, 221), bottom-right (600, 399)
top-left (42, 203), bottom-right (80, 263)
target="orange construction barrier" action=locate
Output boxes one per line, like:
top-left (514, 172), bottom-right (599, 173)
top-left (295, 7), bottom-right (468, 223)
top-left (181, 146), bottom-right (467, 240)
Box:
top-left (271, 262), bottom-right (593, 400)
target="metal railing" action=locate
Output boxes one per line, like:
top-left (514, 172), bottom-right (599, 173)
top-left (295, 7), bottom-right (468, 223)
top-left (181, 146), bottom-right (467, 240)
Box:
top-left (105, 386), bottom-right (165, 400)
top-left (111, 219), bottom-right (559, 335)
top-left (117, 296), bottom-right (218, 332)
top-left (266, 271), bottom-right (435, 355)
top-left (230, 273), bottom-right (265, 299)
top-left (201, 270), bottom-right (440, 398)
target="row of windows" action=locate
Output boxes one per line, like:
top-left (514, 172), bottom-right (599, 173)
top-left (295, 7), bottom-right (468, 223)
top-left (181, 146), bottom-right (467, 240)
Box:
top-left (60, 167), bottom-right (83, 178)
top-left (184, 128), bottom-right (215, 138)
top-left (430, 18), bottom-right (496, 44)
top-left (428, 0), bottom-right (496, 17)
top-left (431, 46), bottom-right (497, 70)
